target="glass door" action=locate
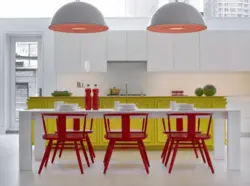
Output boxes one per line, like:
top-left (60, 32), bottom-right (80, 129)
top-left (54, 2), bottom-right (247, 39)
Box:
top-left (9, 37), bottom-right (42, 131)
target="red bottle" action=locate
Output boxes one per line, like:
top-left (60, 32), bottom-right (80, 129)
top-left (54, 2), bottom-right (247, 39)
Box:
top-left (92, 84), bottom-right (99, 110)
top-left (85, 84), bottom-right (92, 110)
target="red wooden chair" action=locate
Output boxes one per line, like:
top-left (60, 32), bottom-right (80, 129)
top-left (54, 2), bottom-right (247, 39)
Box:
top-left (161, 116), bottom-right (206, 164)
top-left (55, 118), bottom-right (95, 163)
top-left (163, 113), bottom-right (214, 174)
top-left (103, 112), bottom-right (150, 174)
top-left (38, 113), bottom-right (90, 174)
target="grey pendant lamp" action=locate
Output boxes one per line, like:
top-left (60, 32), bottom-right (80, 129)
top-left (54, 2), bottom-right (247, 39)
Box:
top-left (147, 1), bottom-right (206, 33)
top-left (49, 0), bottom-right (108, 33)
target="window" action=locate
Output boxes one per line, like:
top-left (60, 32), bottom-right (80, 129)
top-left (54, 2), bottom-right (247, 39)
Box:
top-left (16, 42), bottom-right (38, 68)
top-left (205, 0), bottom-right (250, 18)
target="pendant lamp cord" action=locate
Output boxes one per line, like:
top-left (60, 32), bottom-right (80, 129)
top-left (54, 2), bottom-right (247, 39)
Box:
top-left (75, 0), bottom-right (80, 2)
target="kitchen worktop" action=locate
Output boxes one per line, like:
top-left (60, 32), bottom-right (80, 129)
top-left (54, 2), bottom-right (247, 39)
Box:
top-left (29, 96), bottom-right (226, 98)
top-left (27, 96), bottom-right (227, 150)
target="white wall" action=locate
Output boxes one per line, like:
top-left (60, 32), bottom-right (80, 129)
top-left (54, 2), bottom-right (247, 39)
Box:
top-left (0, 18), bottom-right (55, 133)
top-left (57, 63), bottom-right (250, 96)
top-left (1, 17), bottom-right (250, 133)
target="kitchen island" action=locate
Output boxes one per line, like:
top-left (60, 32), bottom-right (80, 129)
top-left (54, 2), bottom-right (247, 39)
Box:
top-left (27, 96), bottom-right (227, 150)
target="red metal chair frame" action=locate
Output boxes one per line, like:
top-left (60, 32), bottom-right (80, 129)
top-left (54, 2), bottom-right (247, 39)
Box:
top-left (103, 112), bottom-right (150, 174)
top-left (161, 116), bottom-right (205, 164)
top-left (38, 113), bottom-right (90, 174)
top-left (163, 113), bottom-right (214, 174)
top-left (54, 118), bottom-right (96, 163)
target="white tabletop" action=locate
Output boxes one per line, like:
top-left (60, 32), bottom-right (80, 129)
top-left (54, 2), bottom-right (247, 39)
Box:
top-left (21, 108), bottom-right (239, 113)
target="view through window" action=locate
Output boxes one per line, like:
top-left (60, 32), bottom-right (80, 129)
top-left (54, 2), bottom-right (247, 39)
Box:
top-left (15, 41), bottom-right (38, 129)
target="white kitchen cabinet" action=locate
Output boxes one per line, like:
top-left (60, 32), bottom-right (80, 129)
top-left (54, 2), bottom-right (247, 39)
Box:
top-left (199, 31), bottom-right (226, 71)
top-left (225, 31), bottom-right (250, 71)
top-left (147, 32), bottom-right (174, 71)
top-left (107, 31), bottom-right (127, 61)
top-left (126, 31), bottom-right (147, 61)
top-left (173, 33), bottom-right (199, 71)
top-left (81, 32), bottom-right (108, 72)
top-left (54, 33), bottom-right (82, 73)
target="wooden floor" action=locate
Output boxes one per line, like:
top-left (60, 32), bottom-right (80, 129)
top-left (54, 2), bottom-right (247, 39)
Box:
top-left (0, 135), bottom-right (250, 186)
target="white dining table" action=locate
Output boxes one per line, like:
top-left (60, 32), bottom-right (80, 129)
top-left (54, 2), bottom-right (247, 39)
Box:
top-left (19, 108), bottom-right (241, 171)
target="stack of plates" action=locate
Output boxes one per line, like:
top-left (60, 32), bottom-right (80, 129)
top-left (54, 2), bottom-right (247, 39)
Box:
top-left (176, 103), bottom-right (194, 111)
top-left (117, 103), bottom-right (137, 111)
top-left (58, 104), bottom-right (78, 111)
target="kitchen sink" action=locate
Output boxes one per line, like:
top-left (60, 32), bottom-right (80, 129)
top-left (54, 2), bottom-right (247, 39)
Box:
top-left (107, 94), bottom-right (146, 96)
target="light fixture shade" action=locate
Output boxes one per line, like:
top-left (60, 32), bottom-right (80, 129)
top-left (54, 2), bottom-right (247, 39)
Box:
top-left (49, 2), bottom-right (108, 33)
top-left (147, 2), bottom-right (206, 33)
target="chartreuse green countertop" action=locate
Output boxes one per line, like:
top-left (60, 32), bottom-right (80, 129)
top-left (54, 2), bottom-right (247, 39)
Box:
top-left (27, 96), bottom-right (227, 150)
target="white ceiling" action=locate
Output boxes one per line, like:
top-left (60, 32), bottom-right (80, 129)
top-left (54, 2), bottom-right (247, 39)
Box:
top-left (0, 0), bottom-right (203, 18)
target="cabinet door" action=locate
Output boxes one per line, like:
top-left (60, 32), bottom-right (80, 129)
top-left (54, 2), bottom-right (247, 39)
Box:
top-left (147, 32), bottom-right (174, 71)
top-left (54, 33), bottom-right (81, 72)
top-left (225, 31), bottom-right (250, 71)
top-left (107, 31), bottom-right (127, 61)
top-left (173, 33), bottom-right (199, 71)
top-left (81, 32), bottom-right (107, 72)
top-left (200, 31), bottom-right (226, 71)
top-left (126, 31), bottom-right (147, 61)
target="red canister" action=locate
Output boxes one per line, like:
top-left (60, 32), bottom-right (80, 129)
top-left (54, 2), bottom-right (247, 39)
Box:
top-left (92, 84), bottom-right (99, 110)
top-left (85, 84), bottom-right (92, 110)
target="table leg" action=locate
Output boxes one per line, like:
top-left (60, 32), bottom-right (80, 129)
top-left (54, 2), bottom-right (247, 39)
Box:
top-left (227, 111), bottom-right (241, 170)
top-left (34, 113), bottom-right (45, 161)
top-left (19, 111), bottom-right (32, 171)
top-left (213, 112), bottom-right (225, 160)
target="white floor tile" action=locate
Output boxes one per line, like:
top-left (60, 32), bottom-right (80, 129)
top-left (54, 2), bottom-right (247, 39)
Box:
top-left (0, 135), bottom-right (250, 186)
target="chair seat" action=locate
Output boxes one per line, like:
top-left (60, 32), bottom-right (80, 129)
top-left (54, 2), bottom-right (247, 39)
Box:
top-left (55, 129), bottom-right (94, 133)
top-left (109, 129), bottom-right (143, 132)
top-left (43, 133), bottom-right (87, 140)
top-left (168, 133), bottom-right (211, 140)
top-left (163, 130), bottom-right (201, 134)
top-left (104, 132), bottom-right (147, 140)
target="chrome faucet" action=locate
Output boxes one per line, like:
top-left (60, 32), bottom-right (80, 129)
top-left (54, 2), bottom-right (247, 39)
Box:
top-left (125, 81), bottom-right (128, 96)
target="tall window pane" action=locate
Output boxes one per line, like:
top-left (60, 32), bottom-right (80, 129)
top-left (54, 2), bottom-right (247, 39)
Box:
top-left (204, 0), bottom-right (250, 18)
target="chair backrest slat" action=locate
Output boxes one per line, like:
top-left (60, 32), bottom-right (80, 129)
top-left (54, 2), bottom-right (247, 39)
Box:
top-left (103, 112), bottom-right (149, 139)
top-left (41, 113), bottom-right (88, 141)
top-left (167, 112), bottom-right (213, 137)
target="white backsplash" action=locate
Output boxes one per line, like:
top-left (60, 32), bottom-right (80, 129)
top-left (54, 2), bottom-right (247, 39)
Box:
top-left (57, 62), bottom-right (250, 96)
top-left (57, 62), bottom-right (148, 96)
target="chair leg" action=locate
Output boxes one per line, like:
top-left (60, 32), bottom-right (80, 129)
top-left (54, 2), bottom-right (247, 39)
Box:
top-left (44, 141), bottom-right (53, 167)
top-left (103, 140), bottom-right (115, 174)
top-left (197, 140), bottom-right (206, 164)
top-left (86, 135), bottom-right (95, 163)
top-left (164, 139), bottom-right (174, 167)
top-left (74, 141), bottom-right (84, 174)
top-left (202, 140), bottom-right (215, 174)
top-left (168, 140), bottom-right (179, 174)
top-left (80, 140), bottom-right (90, 167)
top-left (161, 138), bottom-right (169, 158)
top-left (138, 140), bottom-right (150, 174)
top-left (58, 141), bottom-right (65, 158)
top-left (103, 141), bottom-right (112, 164)
top-left (38, 140), bottom-right (53, 174)
top-left (51, 141), bottom-right (60, 164)
top-left (192, 141), bottom-right (199, 158)
top-left (139, 140), bottom-right (150, 167)
top-left (162, 138), bottom-right (170, 164)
